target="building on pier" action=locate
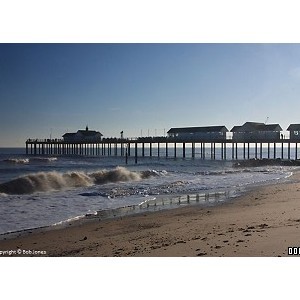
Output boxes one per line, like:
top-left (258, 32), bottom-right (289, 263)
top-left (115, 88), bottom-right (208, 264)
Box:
top-left (287, 124), bottom-right (300, 140)
top-left (231, 122), bottom-right (282, 142)
top-left (62, 126), bottom-right (103, 142)
top-left (167, 126), bottom-right (228, 141)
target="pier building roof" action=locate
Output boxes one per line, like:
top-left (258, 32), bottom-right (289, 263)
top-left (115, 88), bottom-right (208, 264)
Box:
top-left (231, 122), bottom-right (282, 132)
top-left (62, 131), bottom-right (103, 137)
top-left (76, 129), bottom-right (103, 137)
top-left (63, 127), bottom-right (103, 138)
top-left (287, 124), bottom-right (300, 131)
top-left (167, 126), bottom-right (228, 134)
top-left (62, 127), bottom-right (103, 142)
top-left (62, 133), bottom-right (76, 138)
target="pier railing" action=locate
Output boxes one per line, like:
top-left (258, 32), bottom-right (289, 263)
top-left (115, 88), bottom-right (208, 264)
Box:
top-left (26, 138), bottom-right (64, 143)
top-left (25, 136), bottom-right (300, 161)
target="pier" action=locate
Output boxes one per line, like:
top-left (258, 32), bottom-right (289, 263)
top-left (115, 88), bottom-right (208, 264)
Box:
top-left (25, 137), bottom-right (300, 162)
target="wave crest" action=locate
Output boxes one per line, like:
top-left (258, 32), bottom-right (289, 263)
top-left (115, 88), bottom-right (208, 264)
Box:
top-left (30, 157), bottom-right (58, 162)
top-left (3, 158), bottom-right (29, 164)
top-left (3, 157), bottom-right (57, 164)
top-left (0, 167), bottom-right (159, 195)
top-left (90, 167), bottom-right (141, 184)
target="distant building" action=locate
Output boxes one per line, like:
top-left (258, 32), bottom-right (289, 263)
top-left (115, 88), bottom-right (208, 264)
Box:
top-left (167, 126), bottom-right (228, 141)
top-left (63, 126), bottom-right (103, 142)
top-left (231, 122), bottom-right (282, 142)
top-left (287, 124), bottom-right (300, 140)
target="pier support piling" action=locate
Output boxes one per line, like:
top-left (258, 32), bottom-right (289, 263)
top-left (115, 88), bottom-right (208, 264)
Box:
top-left (135, 143), bottom-right (138, 164)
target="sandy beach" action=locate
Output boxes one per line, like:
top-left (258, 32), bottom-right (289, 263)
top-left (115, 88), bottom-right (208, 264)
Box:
top-left (1, 172), bottom-right (300, 257)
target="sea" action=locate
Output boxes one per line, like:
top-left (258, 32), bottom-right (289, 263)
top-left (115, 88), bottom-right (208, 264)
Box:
top-left (0, 146), bottom-right (297, 236)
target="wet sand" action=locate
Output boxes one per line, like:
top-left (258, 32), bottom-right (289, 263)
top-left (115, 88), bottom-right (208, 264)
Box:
top-left (1, 172), bottom-right (300, 257)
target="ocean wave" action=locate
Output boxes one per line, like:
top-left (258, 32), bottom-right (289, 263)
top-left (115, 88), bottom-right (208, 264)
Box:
top-left (78, 177), bottom-right (184, 199)
top-left (0, 167), bottom-right (162, 195)
top-left (195, 167), bottom-right (282, 176)
top-left (3, 157), bottom-right (57, 164)
top-left (3, 158), bottom-right (29, 164)
top-left (30, 157), bottom-right (58, 162)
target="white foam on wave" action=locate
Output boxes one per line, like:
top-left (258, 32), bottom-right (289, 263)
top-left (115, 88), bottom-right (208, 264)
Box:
top-left (0, 171), bottom-right (92, 194)
top-left (3, 158), bottom-right (29, 164)
top-left (52, 214), bottom-right (86, 226)
top-left (0, 167), bottom-right (161, 195)
top-left (285, 171), bottom-right (293, 179)
top-left (30, 157), bottom-right (58, 162)
top-left (3, 157), bottom-right (58, 165)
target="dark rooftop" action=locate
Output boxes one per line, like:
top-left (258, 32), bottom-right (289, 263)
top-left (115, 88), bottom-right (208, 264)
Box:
top-left (167, 126), bottom-right (228, 134)
top-left (77, 130), bottom-right (103, 136)
top-left (287, 124), bottom-right (300, 131)
top-left (63, 128), bottom-right (103, 138)
top-left (231, 122), bottom-right (282, 132)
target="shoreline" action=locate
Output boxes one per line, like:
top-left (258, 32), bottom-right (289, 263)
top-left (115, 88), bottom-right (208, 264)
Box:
top-left (0, 183), bottom-right (263, 241)
top-left (0, 165), bottom-right (293, 240)
top-left (0, 189), bottom-right (239, 242)
top-left (1, 171), bottom-right (300, 256)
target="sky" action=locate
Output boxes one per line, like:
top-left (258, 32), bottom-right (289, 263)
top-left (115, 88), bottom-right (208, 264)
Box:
top-left (1, 43), bottom-right (300, 146)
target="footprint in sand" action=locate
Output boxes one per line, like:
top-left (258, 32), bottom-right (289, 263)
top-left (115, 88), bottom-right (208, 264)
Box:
top-left (195, 248), bottom-right (207, 256)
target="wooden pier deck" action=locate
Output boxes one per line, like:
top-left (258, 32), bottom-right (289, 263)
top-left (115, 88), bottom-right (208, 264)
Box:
top-left (25, 137), bottom-right (300, 162)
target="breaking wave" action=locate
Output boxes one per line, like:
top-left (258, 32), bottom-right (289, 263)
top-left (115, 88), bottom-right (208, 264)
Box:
top-left (0, 167), bottom-right (161, 195)
top-left (2, 157), bottom-right (57, 164)
top-left (30, 157), bottom-right (58, 163)
top-left (3, 158), bottom-right (29, 164)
